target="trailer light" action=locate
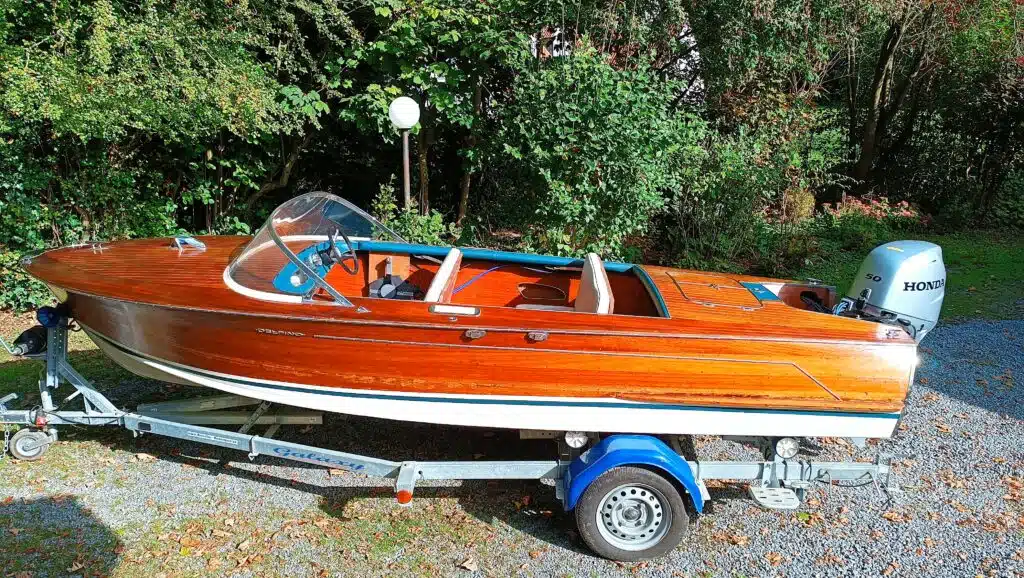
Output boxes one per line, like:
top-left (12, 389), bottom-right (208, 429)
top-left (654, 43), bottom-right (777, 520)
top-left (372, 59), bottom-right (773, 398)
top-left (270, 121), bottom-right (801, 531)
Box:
top-left (36, 306), bottom-right (60, 329)
top-left (564, 431), bottom-right (588, 449)
top-left (396, 490), bottom-right (413, 505)
top-left (774, 437), bottom-right (799, 460)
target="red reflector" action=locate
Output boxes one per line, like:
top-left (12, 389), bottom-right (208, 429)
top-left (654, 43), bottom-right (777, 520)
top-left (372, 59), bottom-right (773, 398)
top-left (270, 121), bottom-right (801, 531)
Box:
top-left (34, 415), bottom-right (47, 427)
top-left (396, 490), bottom-right (413, 504)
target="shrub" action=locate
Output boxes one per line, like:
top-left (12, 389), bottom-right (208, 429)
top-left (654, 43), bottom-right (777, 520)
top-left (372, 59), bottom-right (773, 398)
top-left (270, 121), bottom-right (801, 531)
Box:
top-left (813, 196), bottom-right (926, 251)
top-left (492, 42), bottom-right (692, 258)
top-left (370, 183), bottom-right (459, 246)
top-left (0, 251), bottom-right (52, 312)
top-left (663, 98), bottom-right (848, 272)
top-left (989, 171), bottom-right (1024, 229)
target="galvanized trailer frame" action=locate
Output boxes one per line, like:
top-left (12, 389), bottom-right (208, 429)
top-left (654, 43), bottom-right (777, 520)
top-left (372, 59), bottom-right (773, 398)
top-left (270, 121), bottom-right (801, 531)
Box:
top-left (1, 319), bottom-right (899, 559)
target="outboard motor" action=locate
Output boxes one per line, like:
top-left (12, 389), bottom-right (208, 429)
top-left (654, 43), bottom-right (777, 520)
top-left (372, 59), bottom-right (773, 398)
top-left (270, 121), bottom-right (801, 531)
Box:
top-left (837, 241), bottom-right (945, 342)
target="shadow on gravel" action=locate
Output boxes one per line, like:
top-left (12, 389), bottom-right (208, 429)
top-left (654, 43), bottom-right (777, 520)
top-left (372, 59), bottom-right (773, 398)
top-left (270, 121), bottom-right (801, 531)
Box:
top-left (0, 495), bottom-right (123, 575)
top-left (916, 321), bottom-right (1023, 419)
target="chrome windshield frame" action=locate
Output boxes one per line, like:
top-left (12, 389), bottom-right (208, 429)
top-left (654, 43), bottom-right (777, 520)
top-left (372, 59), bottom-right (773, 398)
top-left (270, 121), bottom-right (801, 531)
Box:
top-left (226, 191), bottom-right (405, 307)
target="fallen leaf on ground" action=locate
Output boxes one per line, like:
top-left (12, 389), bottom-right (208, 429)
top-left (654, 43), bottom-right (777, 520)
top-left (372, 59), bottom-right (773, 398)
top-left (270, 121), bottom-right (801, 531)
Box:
top-left (459, 558), bottom-right (479, 572)
top-left (882, 511), bottom-right (909, 523)
top-left (713, 532), bottom-right (749, 546)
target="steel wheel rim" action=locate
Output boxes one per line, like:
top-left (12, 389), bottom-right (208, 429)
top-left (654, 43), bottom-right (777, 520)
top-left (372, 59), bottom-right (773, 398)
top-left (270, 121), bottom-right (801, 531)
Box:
top-left (595, 483), bottom-right (672, 551)
top-left (14, 433), bottom-right (43, 458)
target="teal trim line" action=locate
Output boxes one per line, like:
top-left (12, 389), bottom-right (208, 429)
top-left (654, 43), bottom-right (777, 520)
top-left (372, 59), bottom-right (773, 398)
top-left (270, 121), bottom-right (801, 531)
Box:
top-left (355, 241), bottom-right (634, 273)
top-left (95, 333), bottom-right (901, 421)
top-left (633, 267), bottom-right (670, 318)
top-left (740, 282), bottom-right (781, 302)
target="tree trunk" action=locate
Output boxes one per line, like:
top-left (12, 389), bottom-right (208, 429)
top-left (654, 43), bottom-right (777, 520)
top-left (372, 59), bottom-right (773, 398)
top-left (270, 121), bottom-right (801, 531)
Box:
top-left (852, 21), bottom-right (903, 184)
top-left (244, 133), bottom-right (312, 211)
top-left (457, 80), bottom-right (483, 226)
top-left (418, 128), bottom-right (430, 215)
top-left (846, 38), bottom-right (859, 154)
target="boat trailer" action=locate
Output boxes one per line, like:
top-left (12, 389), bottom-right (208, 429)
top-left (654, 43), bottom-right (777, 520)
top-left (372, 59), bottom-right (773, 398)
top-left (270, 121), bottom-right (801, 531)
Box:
top-left (1, 314), bottom-right (899, 561)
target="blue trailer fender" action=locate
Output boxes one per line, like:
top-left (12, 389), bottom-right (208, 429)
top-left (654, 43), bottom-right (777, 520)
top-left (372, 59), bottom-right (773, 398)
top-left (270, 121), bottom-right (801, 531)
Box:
top-left (563, 435), bottom-right (704, 513)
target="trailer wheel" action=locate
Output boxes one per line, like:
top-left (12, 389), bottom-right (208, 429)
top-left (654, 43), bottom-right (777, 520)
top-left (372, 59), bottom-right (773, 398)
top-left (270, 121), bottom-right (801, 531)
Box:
top-left (575, 466), bottom-right (689, 561)
top-left (8, 429), bottom-right (50, 461)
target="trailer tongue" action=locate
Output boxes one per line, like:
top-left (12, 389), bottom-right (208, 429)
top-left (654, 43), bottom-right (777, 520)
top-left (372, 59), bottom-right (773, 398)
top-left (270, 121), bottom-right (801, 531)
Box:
top-left (2, 313), bottom-right (900, 562)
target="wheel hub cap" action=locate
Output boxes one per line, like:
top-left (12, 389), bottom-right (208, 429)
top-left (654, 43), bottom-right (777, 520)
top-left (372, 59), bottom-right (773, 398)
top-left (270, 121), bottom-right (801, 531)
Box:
top-left (596, 483), bottom-right (672, 551)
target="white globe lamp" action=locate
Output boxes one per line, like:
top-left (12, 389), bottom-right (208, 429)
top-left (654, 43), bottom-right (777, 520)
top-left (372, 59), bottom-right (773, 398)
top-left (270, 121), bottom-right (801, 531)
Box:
top-left (388, 97), bottom-right (420, 130)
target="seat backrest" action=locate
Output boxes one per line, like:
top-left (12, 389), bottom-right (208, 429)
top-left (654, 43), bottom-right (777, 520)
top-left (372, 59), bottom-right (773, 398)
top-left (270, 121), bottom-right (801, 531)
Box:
top-left (424, 248), bottom-right (463, 303)
top-left (575, 253), bottom-right (614, 314)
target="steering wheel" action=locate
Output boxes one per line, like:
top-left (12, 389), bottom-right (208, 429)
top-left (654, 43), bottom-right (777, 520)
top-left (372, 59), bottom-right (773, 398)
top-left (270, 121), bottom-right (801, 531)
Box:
top-left (329, 229), bottom-right (360, 275)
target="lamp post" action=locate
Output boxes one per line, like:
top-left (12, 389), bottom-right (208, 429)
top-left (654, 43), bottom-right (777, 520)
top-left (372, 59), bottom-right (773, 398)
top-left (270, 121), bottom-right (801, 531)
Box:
top-left (388, 97), bottom-right (420, 210)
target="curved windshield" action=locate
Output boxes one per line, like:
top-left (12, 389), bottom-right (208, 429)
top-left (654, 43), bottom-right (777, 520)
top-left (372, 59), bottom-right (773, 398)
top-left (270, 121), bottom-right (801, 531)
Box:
top-left (224, 192), bottom-right (404, 306)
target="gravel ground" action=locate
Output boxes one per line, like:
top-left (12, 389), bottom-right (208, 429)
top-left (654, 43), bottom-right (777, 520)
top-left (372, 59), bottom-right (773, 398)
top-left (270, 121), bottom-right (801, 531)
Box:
top-left (0, 320), bottom-right (1021, 577)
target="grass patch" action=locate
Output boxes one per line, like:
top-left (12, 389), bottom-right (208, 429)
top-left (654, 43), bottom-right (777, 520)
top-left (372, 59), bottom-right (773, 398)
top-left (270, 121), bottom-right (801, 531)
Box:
top-left (795, 230), bottom-right (1024, 321)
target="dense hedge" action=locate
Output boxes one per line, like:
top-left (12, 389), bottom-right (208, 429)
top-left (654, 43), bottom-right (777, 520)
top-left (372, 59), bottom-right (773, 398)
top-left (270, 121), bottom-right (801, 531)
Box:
top-left (1, 0), bottom-right (1021, 310)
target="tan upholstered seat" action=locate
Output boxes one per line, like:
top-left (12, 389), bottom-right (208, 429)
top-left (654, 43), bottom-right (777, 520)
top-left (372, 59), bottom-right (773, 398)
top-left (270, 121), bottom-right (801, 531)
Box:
top-left (424, 248), bottom-right (463, 303)
top-left (575, 253), bottom-right (614, 314)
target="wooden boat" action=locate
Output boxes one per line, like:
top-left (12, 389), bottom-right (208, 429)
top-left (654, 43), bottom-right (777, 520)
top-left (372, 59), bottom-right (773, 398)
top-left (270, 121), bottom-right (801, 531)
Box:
top-left (21, 192), bottom-right (945, 440)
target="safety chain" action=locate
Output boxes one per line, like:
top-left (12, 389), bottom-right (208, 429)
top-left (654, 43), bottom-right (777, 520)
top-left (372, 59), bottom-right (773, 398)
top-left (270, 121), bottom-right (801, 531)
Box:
top-left (0, 393), bottom-right (13, 462)
top-left (1, 421), bottom-right (10, 463)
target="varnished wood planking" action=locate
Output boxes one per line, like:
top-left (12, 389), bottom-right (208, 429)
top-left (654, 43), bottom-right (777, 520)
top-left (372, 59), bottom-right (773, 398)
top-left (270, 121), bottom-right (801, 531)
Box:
top-left (24, 236), bottom-right (917, 414)
top-left (72, 295), bottom-right (907, 412)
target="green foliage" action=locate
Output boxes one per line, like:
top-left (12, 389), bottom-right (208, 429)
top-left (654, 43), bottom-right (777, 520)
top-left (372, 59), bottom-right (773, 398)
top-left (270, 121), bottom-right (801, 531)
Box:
top-left (0, 0), bottom-right (1020, 313)
top-left (338, 0), bottom-right (531, 137)
top-left (989, 171), bottom-right (1024, 229)
top-left (665, 100), bottom-right (848, 271)
top-left (0, 251), bottom-right (51, 311)
top-left (493, 43), bottom-right (690, 257)
top-left (370, 181), bottom-right (458, 245)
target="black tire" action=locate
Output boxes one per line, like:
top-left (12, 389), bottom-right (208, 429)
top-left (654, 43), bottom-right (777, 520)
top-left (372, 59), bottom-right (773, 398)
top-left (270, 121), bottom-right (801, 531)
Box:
top-left (9, 429), bottom-right (50, 461)
top-left (574, 466), bottom-right (690, 561)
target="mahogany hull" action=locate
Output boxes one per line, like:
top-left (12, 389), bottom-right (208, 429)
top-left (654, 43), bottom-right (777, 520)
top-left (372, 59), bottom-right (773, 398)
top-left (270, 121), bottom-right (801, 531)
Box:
top-left (22, 237), bottom-right (918, 437)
